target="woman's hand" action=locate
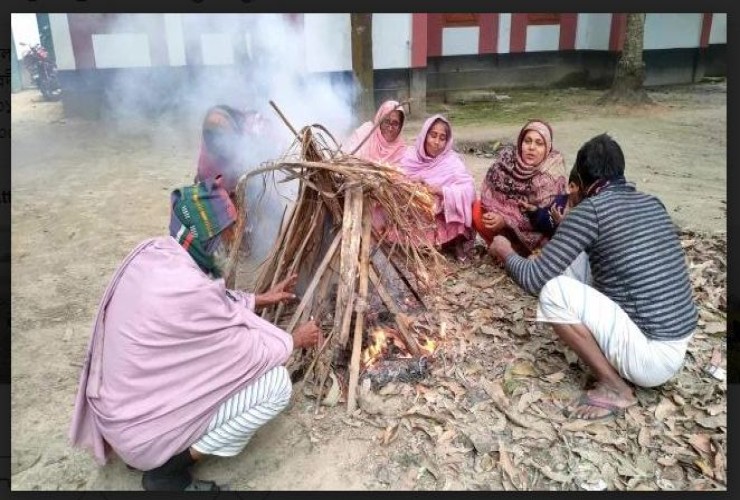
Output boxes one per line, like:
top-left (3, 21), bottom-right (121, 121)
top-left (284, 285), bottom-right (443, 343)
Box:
top-left (549, 205), bottom-right (565, 225)
top-left (292, 320), bottom-right (320, 349)
top-left (255, 273), bottom-right (298, 308)
top-left (481, 211), bottom-right (506, 233)
top-left (517, 200), bottom-right (537, 213)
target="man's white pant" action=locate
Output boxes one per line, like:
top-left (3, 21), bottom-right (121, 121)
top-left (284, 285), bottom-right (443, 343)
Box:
top-left (192, 366), bottom-right (292, 457)
top-left (536, 274), bottom-right (691, 387)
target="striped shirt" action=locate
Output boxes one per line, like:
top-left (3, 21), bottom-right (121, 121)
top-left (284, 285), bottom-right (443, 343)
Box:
top-left (506, 182), bottom-right (697, 341)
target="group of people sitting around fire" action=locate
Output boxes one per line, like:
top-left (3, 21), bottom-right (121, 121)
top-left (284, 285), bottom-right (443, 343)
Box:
top-left (69, 100), bottom-right (698, 491)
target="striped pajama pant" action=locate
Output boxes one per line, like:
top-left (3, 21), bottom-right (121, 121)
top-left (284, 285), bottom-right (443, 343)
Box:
top-left (191, 366), bottom-right (292, 457)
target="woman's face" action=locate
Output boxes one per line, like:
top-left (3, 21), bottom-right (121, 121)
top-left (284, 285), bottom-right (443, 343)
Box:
top-left (520, 130), bottom-right (547, 166)
top-left (424, 121), bottom-right (448, 158)
top-left (380, 110), bottom-right (403, 142)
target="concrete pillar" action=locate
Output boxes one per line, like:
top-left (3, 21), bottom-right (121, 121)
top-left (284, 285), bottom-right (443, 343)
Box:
top-left (409, 68), bottom-right (427, 117)
top-left (10, 30), bottom-right (23, 93)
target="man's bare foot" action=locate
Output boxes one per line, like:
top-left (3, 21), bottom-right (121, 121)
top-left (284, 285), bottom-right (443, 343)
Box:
top-left (569, 384), bottom-right (637, 420)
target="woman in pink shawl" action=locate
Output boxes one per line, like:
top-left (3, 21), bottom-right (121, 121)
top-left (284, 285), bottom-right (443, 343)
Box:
top-left (195, 104), bottom-right (271, 195)
top-left (399, 114), bottom-right (476, 262)
top-left (346, 100), bottom-right (407, 165)
top-left (473, 119), bottom-right (567, 256)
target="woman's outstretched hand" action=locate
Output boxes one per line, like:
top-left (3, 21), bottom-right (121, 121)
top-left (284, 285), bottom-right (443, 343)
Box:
top-left (255, 273), bottom-right (298, 308)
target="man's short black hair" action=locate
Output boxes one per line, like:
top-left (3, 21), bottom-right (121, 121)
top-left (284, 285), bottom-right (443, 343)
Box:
top-left (572, 133), bottom-right (625, 189)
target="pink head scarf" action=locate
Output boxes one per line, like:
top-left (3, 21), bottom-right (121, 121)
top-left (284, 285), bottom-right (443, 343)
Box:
top-left (400, 115), bottom-right (475, 228)
top-left (347, 100), bottom-right (407, 165)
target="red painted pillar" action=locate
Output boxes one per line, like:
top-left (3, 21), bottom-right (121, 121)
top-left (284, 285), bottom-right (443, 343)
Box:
top-left (510, 13), bottom-right (528, 53)
top-left (427, 14), bottom-right (443, 57)
top-left (609, 13), bottom-right (627, 52)
top-left (478, 13), bottom-right (498, 54)
top-left (411, 13), bottom-right (428, 67)
top-left (559, 13), bottom-right (577, 50)
top-left (700, 13), bottom-right (713, 48)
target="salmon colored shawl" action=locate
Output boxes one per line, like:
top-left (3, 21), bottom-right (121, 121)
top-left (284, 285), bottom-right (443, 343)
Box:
top-left (480, 120), bottom-right (567, 251)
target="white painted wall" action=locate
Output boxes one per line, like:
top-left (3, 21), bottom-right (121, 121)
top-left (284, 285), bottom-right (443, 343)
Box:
top-left (164, 14), bottom-right (186, 66)
top-left (48, 14), bottom-right (75, 70)
top-left (644, 13), bottom-right (703, 50)
top-left (575, 13), bottom-right (612, 50)
top-left (442, 27), bottom-right (479, 56)
top-left (498, 13), bottom-right (511, 54)
top-left (200, 33), bottom-right (234, 66)
top-left (303, 14), bottom-right (352, 72)
top-left (709, 13), bottom-right (727, 44)
top-left (372, 13), bottom-right (411, 69)
top-left (526, 25), bottom-right (560, 52)
top-left (93, 33), bottom-right (152, 68)
top-left (11, 13), bottom-right (41, 59)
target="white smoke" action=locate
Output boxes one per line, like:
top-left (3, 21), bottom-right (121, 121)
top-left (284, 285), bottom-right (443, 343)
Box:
top-left (98, 13), bottom-right (359, 271)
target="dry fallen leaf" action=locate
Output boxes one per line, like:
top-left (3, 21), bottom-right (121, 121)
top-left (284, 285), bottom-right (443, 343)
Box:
top-left (381, 422), bottom-right (400, 446)
top-left (638, 427), bottom-right (652, 448)
top-left (510, 360), bottom-right (538, 377)
top-left (703, 322), bottom-right (725, 335)
top-left (657, 456), bottom-right (678, 467)
top-left (694, 458), bottom-right (714, 479)
top-left (695, 415), bottom-right (726, 429)
top-left (688, 434), bottom-right (712, 456)
top-left (713, 451), bottom-right (726, 484)
top-left (654, 397), bottom-right (678, 421)
top-left (322, 371), bottom-right (341, 407)
top-left (479, 453), bottom-right (495, 472)
top-left (499, 447), bottom-right (526, 490)
top-left (544, 371), bottom-right (566, 383)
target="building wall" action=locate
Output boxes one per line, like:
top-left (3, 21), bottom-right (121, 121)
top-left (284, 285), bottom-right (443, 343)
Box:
top-left (575, 13), bottom-right (611, 50)
top-left (525, 25), bottom-right (560, 52)
top-left (709, 13), bottom-right (727, 44)
top-left (497, 14), bottom-right (511, 54)
top-left (373, 13), bottom-right (412, 69)
top-left (49, 13), bottom-right (727, 117)
top-left (304, 14), bottom-right (352, 72)
top-left (644, 13), bottom-right (703, 50)
top-left (442, 27), bottom-right (479, 56)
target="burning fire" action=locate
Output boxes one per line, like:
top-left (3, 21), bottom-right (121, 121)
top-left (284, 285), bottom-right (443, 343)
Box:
top-left (420, 337), bottom-right (437, 355)
top-left (362, 328), bottom-right (388, 368)
top-left (361, 327), bottom-right (440, 368)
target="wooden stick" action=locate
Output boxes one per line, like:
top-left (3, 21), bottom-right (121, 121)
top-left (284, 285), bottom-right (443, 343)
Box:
top-left (286, 230), bottom-right (342, 333)
top-left (269, 100), bottom-right (301, 140)
top-left (347, 202), bottom-right (373, 413)
top-left (273, 204), bottom-right (323, 324)
top-left (349, 99), bottom-right (411, 156)
top-left (368, 265), bottom-right (422, 357)
top-left (334, 185), bottom-right (364, 347)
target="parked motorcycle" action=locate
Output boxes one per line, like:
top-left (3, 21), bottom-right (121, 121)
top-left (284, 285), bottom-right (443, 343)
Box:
top-left (20, 42), bottom-right (61, 101)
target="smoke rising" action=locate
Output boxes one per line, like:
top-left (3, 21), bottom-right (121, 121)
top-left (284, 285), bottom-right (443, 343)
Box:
top-left (99, 14), bottom-right (358, 269)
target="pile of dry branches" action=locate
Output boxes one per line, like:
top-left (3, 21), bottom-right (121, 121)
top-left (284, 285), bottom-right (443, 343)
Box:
top-left (226, 109), bottom-right (446, 412)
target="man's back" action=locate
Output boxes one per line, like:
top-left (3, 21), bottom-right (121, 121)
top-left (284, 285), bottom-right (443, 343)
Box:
top-left (583, 185), bottom-right (697, 340)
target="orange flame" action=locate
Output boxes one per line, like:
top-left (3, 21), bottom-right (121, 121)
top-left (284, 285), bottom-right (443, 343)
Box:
top-left (362, 328), bottom-right (388, 368)
top-left (420, 337), bottom-right (437, 355)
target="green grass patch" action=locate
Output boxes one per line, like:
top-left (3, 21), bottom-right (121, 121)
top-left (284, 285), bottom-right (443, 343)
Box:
top-left (427, 88), bottom-right (605, 126)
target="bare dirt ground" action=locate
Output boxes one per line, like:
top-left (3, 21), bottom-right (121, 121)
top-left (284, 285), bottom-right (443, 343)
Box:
top-left (11, 83), bottom-right (726, 490)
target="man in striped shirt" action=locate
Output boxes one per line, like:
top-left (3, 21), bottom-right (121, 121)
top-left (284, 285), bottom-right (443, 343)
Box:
top-left (490, 134), bottom-right (697, 420)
